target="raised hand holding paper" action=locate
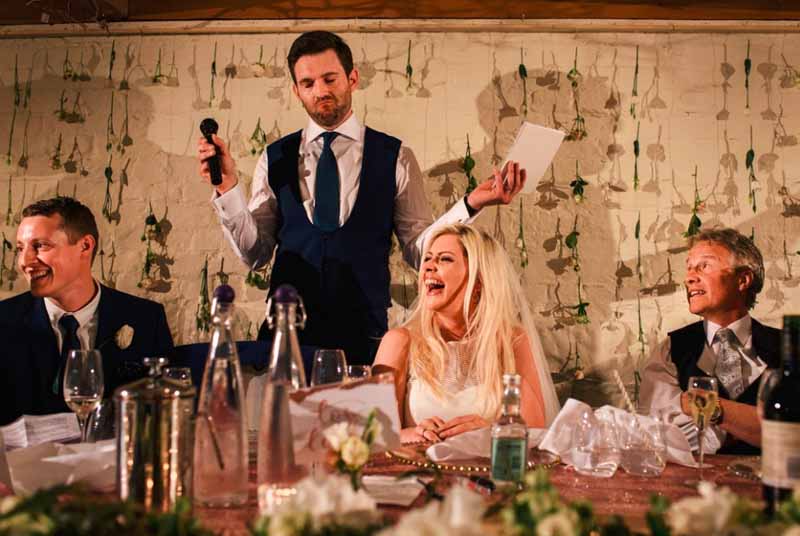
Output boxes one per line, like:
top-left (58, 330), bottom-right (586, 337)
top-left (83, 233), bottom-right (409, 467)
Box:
top-left (503, 122), bottom-right (565, 194)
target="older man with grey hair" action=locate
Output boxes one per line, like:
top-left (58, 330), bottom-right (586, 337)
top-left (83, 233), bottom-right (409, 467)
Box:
top-left (639, 227), bottom-right (779, 455)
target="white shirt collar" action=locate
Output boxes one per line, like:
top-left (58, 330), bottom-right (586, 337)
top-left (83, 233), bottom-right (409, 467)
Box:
top-left (704, 314), bottom-right (752, 347)
top-left (44, 280), bottom-right (102, 329)
top-left (305, 112), bottom-right (362, 145)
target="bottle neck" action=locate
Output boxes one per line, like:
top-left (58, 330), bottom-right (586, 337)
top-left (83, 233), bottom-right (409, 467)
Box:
top-left (501, 389), bottom-right (521, 417)
top-left (782, 316), bottom-right (800, 374)
top-left (211, 300), bottom-right (234, 324)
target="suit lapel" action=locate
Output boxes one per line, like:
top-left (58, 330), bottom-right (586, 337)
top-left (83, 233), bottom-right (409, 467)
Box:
top-left (95, 284), bottom-right (118, 351)
top-left (26, 297), bottom-right (62, 406)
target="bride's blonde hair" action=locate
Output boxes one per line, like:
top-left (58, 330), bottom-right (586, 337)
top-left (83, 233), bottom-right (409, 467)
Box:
top-left (405, 224), bottom-right (531, 419)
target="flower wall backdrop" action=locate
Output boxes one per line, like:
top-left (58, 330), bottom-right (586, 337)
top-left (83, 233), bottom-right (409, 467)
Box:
top-left (1, 28), bottom-right (799, 406)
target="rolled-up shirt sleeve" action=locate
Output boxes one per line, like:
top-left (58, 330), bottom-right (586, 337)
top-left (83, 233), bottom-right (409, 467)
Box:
top-left (212, 152), bottom-right (279, 270)
top-left (394, 145), bottom-right (475, 269)
top-left (639, 337), bottom-right (724, 454)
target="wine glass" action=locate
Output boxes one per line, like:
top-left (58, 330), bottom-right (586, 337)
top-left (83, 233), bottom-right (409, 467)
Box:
top-left (310, 349), bottom-right (348, 386)
top-left (63, 349), bottom-right (104, 443)
top-left (346, 365), bottom-right (372, 380)
top-left (687, 376), bottom-right (719, 483)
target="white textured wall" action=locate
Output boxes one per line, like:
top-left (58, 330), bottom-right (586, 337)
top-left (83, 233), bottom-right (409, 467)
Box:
top-left (1, 27), bottom-right (799, 405)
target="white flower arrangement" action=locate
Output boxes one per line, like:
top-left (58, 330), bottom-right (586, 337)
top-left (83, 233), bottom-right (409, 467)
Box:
top-left (114, 324), bottom-right (134, 350)
top-left (378, 485), bottom-right (485, 536)
top-left (251, 474), bottom-right (383, 536)
top-left (322, 409), bottom-right (382, 490)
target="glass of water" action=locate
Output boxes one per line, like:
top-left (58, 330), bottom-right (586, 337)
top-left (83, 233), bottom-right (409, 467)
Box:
top-left (572, 409), bottom-right (620, 478)
top-left (619, 412), bottom-right (667, 477)
top-left (310, 349), bottom-right (348, 386)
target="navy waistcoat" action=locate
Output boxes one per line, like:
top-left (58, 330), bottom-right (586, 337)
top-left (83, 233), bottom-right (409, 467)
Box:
top-left (265, 127), bottom-right (400, 364)
top-left (668, 319), bottom-right (780, 454)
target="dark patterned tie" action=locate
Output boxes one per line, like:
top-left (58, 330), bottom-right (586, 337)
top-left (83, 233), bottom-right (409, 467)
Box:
top-left (313, 131), bottom-right (340, 232)
top-left (54, 314), bottom-right (81, 395)
top-left (713, 327), bottom-right (745, 399)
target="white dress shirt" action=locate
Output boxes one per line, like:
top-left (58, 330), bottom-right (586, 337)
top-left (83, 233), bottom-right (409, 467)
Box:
top-left (639, 314), bottom-right (767, 454)
top-left (213, 114), bottom-right (473, 271)
top-left (44, 282), bottom-right (102, 353)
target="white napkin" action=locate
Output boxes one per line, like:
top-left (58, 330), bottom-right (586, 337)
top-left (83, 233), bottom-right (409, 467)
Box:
top-left (425, 427), bottom-right (548, 462)
top-left (0, 439), bottom-right (116, 494)
top-left (539, 398), bottom-right (698, 468)
top-left (362, 475), bottom-right (425, 506)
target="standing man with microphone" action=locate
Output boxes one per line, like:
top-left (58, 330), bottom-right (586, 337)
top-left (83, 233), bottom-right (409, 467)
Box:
top-left (197, 31), bottom-right (526, 365)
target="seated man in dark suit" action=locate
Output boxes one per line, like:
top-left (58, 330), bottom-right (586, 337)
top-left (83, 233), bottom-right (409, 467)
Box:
top-left (640, 228), bottom-right (778, 455)
top-left (0, 197), bottom-right (174, 426)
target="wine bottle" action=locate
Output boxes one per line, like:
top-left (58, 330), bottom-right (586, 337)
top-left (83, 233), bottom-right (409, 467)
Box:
top-left (491, 373), bottom-right (528, 484)
top-left (762, 315), bottom-right (800, 515)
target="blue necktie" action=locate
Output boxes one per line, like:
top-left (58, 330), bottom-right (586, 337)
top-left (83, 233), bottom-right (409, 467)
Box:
top-left (313, 131), bottom-right (340, 232)
top-left (54, 314), bottom-right (81, 395)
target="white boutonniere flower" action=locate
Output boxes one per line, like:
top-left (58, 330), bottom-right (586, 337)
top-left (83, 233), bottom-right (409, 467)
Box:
top-left (114, 324), bottom-right (134, 350)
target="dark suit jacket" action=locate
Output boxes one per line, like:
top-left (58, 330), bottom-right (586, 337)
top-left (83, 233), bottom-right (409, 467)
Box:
top-left (0, 285), bottom-right (174, 426)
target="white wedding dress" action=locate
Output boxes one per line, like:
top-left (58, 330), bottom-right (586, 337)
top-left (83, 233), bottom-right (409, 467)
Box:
top-left (404, 334), bottom-right (561, 426)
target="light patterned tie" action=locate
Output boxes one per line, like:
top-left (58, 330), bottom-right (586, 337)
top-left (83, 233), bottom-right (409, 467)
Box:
top-left (713, 327), bottom-right (745, 399)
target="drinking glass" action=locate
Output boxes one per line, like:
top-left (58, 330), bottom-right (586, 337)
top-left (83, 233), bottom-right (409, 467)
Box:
top-left (687, 376), bottom-right (719, 483)
top-left (164, 366), bottom-right (193, 387)
top-left (619, 412), bottom-right (667, 477)
top-left (347, 365), bottom-right (372, 380)
top-left (63, 349), bottom-right (104, 443)
top-left (572, 409), bottom-right (620, 478)
top-left (85, 399), bottom-right (115, 442)
top-left (310, 349), bottom-right (348, 386)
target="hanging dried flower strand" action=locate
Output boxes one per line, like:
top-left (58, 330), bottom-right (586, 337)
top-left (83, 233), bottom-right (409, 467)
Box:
top-left (519, 47), bottom-right (529, 116)
top-left (570, 160), bottom-right (588, 203)
top-left (744, 40), bottom-right (752, 111)
top-left (462, 135), bottom-right (478, 194)
top-left (102, 154), bottom-right (114, 221)
top-left (196, 256), bottom-right (212, 332)
top-left (209, 42), bottom-right (218, 106)
top-left (746, 126), bottom-right (758, 213)
top-left (516, 197), bottom-right (528, 268)
top-left (683, 165), bottom-right (703, 238)
top-left (633, 121), bottom-right (641, 190)
top-left (405, 41), bottom-right (413, 90)
top-left (107, 40), bottom-right (116, 83)
top-left (631, 46), bottom-right (640, 118)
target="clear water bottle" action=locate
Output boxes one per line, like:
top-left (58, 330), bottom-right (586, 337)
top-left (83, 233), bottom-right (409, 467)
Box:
top-left (257, 285), bottom-right (307, 493)
top-left (193, 284), bottom-right (249, 507)
top-left (491, 374), bottom-right (528, 484)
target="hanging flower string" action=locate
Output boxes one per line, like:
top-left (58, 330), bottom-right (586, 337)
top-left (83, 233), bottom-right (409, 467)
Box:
top-left (565, 48), bottom-right (588, 141)
top-left (5, 178), bottom-right (12, 226)
top-left (209, 42), bottom-right (218, 106)
top-left (683, 165), bottom-right (703, 237)
top-left (635, 212), bottom-right (643, 284)
top-left (66, 91), bottom-right (85, 123)
top-left (13, 54), bottom-right (21, 108)
top-left (746, 125), bottom-right (758, 213)
top-left (152, 48), bottom-right (166, 84)
top-left (119, 44), bottom-right (133, 90)
top-left (62, 50), bottom-right (75, 81)
top-left (118, 94), bottom-right (133, 153)
top-left (565, 215), bottom-right (580, 270)
top-left (519, 47), bottom-right (529, 116)
top-left (516, 197), bottom-right (528, 268)
top-left (570, 160), bottom-right (588, 203)
top-left (0, 232), bottom-right (12, 287)
top-left (630, 45), bottom-right (640, 118)
top-left (196, 256), bottom-right (212, 332)
top-left (50, 133), bottom-right (63, 170)
top-left (405, 40), bottom-right (413, 90)
top-left (54, 89), bottom-right (67, 121)
top-left (566, 47), bottom-right (581, 89)
top-left (107, 40), bottom-right (116, 83)
top-left (462, 134), bottom-right (478, 194)
top-left (138, 203), bottom-right (161, 288)
top-left (102, 154), bottom-right (114, 221)
top-left (573, 276), bottom-right (590, 324)
top-left (5, 107), bottom-right (16, 166)
top-left (744, 40), bottom-right (752, 111)
top-left (633, 121), bottom-right (641, 190)
top-left (249, 117), bottom-right (268, 156)
top-left (18, 112), bottom-right (30, 170)
top-left (105, 91), bottom-right (116, 151)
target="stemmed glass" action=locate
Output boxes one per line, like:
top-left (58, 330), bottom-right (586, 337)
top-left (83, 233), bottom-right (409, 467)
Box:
top-left (310, 349), bottom-right (348, 386)
top-left (687, 376), bottom-right (719, 483)
top-left (63, 349), bottom-right (104, 443)
top-left (347, 365), bottom-right (372, 380)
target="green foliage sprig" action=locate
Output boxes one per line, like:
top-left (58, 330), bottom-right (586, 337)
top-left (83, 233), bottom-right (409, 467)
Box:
top-left (631, 45), bottom-right (640, 118)
top-left (566, 95), bottom-right (588, 141)
top-left (683, 166), bottom-right (703, 238)
top-left (746, 126), bottom-right (758, 213)
top-left (633, 121), bottom-right (641, 190)
top-left (249, 118), bottom-right (268, 156)
top-left (196, 256), bottom-right (212, 332)
top-left (570, 161), bottom-right (588, 203)
top-left (519, 47), bottom-right (529, 116)
top-left (0, 484), bottom-right (213, 536)
top-left (405, 41), bottom-right (413, 90)
top-left (462, 135), bottom-right (478, 194)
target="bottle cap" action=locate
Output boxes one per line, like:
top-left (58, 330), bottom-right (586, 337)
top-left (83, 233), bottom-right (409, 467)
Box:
top-left (273, 284), bottom-right (299, 304)
top-left (213, 284), bottom-right (235, 304)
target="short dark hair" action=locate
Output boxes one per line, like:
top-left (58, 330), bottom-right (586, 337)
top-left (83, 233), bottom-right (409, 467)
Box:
top-left (689, 227), bottom-right (764, 309)
top-left (287, 31), bottom-right (354, 84)
top-left (22, 196), bottom-right (99, 261)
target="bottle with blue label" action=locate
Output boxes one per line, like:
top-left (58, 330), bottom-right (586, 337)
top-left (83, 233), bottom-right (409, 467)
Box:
top-left (491, 373), bottom-right (528, 483)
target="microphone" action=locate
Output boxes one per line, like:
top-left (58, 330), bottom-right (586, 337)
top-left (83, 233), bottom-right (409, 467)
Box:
top-left (200, 118), bottom-right (223, 186)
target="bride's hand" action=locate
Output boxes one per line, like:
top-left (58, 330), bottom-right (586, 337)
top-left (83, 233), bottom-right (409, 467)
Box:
top-left (401, 417), bottom-right (445, 443)
top-left (437, 414), bottom-right (489, 439)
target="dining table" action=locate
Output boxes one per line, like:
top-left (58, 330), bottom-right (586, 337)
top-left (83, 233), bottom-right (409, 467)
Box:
top-left (193, 451), bottom-right (761, 535)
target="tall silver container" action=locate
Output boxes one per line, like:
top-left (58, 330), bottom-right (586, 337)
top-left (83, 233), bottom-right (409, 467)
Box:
top-left (115, 357), bottom-right (196, 512)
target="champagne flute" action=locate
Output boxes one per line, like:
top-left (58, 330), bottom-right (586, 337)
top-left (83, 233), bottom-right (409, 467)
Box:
top-left (63, 349), bottom-right (104, 443)
top-left (687, 376), bottom-right (719, 483)
top-left (310, 349), bottom-right (348, 386)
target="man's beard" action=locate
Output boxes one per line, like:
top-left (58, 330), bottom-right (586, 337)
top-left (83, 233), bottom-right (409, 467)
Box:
top-left (306, 94), bottom-right (351, 128)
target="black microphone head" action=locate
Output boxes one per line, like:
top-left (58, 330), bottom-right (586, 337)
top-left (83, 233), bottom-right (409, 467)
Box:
top-left (200, 118), bottom-right (219, 138)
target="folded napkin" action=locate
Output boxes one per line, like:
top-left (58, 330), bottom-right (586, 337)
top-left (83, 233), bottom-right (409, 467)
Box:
top-left (425, 427), bottom-right (548, 462)
top-left (0, 439), bottom-right (116, 494)
top-left (362, 475), bottom-right (425, 506)
top-left (539, 398), bottom-right (698, 468)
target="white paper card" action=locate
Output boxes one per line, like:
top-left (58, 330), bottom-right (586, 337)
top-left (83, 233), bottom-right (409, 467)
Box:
top-left (0, 413), bottom-right (81, 450)
top-left (289, 373), bottom-right (402, 466)
top-left (503, 122), bottom-right (565, 194)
